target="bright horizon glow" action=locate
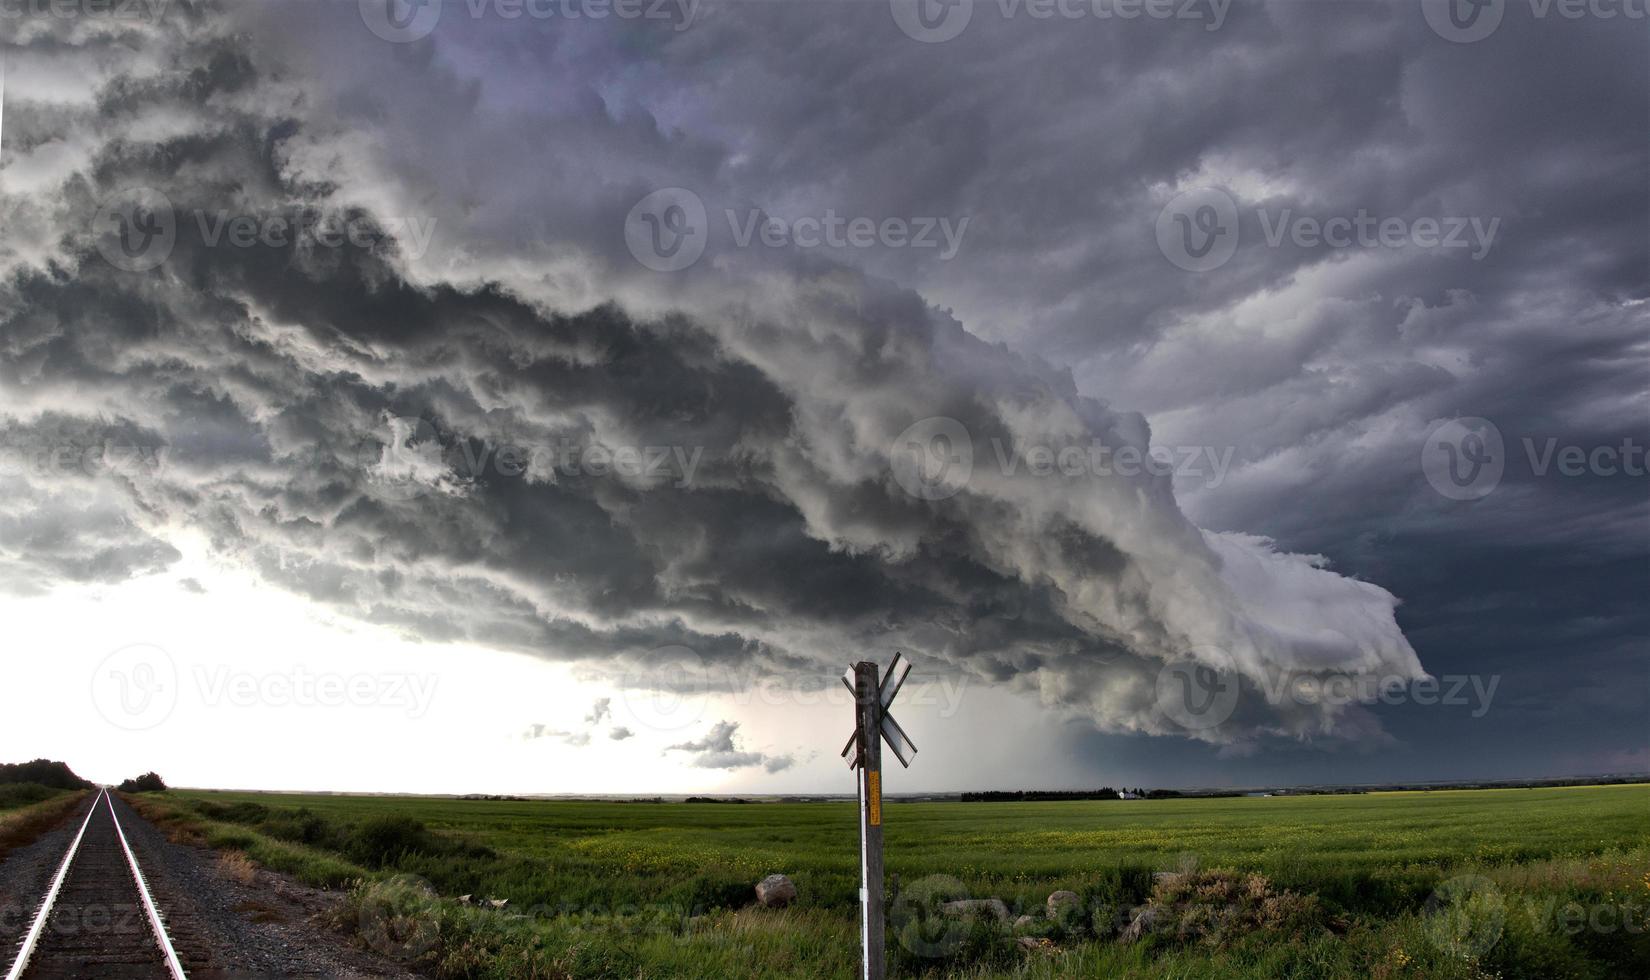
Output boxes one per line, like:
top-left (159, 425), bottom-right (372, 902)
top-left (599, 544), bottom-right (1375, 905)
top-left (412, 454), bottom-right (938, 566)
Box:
top-left (0, 535), bottom-right (1039, 796)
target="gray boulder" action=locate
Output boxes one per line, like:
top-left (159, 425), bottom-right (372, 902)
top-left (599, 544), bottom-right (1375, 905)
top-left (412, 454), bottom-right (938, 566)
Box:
top-left (1046, 890), bottom-right (1080, 918)
top-left (940, 898), bottom-right (1010, 923)
top-left (755, 874), bottom-right (797, 908)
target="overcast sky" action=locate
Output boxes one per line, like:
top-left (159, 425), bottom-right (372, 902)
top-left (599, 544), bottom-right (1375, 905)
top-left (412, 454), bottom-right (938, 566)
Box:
top-left (0, 0), bottom-right (1644, 793)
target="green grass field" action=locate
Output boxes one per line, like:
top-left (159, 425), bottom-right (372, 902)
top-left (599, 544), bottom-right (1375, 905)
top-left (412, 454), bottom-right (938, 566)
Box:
top-left (131, 785), bottom-right (1650, 979)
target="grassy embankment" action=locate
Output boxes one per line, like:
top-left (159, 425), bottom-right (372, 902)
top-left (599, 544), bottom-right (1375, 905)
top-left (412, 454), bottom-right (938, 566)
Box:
top-left (0, 784), bottom-right (90, 860)
top-left (130, 784), bottom-right (1650, 979)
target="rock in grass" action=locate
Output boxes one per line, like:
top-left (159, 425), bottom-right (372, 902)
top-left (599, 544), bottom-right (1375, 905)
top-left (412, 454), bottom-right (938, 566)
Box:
top-left (1046, 890), bottom-right (1080, 918)
top-left (1119, 904), bottom-right (1164, 944)
top-left (940, 898), bottom-right (1010, 923)
top-left (755, 874), bottom-right (797, 908)
top-left (1013, 914), bottom-right (1037, 932)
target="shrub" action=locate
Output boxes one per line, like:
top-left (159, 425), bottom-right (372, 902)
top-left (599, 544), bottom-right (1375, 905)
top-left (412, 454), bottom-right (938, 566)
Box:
top-left (262, 807), bottom-right (338, 847)
top-left (350, 815), bottom-right (441, 868)
top-left (118, 772), bottom-right (168, 793)
top-left (0, 783), bottom-right (60, 809)
top-left (197, 799), bottom-right (270, 824)
top-left (1130, 870), bottom-right (1327, 948)
top-left (218, 850), bottom-right (258, 885)
top-left (1081, 865), bottom-right (1156, 940)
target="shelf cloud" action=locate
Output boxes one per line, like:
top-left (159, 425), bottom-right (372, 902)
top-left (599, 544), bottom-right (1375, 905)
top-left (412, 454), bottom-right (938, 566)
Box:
top-left (3, 0), bottom-right (1640, 772)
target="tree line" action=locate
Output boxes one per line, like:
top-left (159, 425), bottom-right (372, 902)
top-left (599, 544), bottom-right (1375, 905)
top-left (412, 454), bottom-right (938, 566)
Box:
top-left (958, 788), bottom-right (1185, 802)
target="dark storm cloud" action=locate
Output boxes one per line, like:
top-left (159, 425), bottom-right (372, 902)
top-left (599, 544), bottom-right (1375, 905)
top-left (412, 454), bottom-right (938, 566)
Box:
top-left (1, 0), bottom-right (1641, 773)
top-left (0, 413), bottom-right (178, 593)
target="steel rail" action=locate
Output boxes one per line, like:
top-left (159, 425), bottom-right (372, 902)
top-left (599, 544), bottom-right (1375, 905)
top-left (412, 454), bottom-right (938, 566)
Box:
top-left (4, 789), bottom-right (106, 980)
top-left (2, 788), bottom-right (188, 980)
top-left (105, 792), bottom-right (188, 980)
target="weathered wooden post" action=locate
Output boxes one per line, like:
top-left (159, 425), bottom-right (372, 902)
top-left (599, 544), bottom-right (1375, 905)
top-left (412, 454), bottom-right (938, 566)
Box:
top-left (842, 653), bottom-right (916, 980)
top-left (854, 662), bottom-right (885, 980)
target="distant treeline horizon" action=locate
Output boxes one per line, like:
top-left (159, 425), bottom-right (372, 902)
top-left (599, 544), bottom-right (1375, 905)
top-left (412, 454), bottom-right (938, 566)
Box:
top-left (10, 758), bottom-right (1646, 802)
top-left (0, 758), bottom-right (94, 791)
top-left (0, 759), bottom-right (170, 795)
top-left (959, 788), bottom-right (1185, 802)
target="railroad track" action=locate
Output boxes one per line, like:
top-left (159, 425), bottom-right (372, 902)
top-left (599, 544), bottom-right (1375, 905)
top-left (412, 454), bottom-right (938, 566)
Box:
top-left (4, 789), bottom-right (188, 980)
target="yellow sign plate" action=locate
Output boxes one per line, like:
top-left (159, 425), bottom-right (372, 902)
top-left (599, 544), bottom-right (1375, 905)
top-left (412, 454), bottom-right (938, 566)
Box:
top-left (868, 770), bottom-right (882, 826)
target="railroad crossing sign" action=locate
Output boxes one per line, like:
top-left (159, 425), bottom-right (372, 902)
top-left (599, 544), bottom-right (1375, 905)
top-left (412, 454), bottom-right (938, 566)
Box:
top-left (841, 653), bottom-right (917, 980)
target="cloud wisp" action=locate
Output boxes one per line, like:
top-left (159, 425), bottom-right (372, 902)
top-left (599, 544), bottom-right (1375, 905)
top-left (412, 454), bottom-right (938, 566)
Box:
top-left (665, 720), bottom-right (793, 772)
